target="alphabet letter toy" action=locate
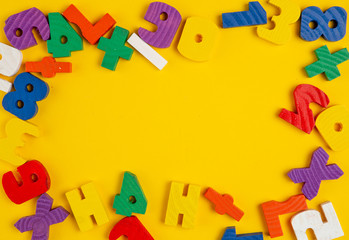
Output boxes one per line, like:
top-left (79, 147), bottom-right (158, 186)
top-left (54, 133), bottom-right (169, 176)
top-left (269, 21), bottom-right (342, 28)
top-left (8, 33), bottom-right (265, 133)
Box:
top-left (98, 26), bottom-right (133, 71)
top-left (63, 4), bottom-right (116, 45)
top-left (257, 0), bottom-right (300, 44)
top-left (138, 2), bottom-right (182, 48)
top-left (109, 216), bottom-right (154, 240)
top-left (204, 188), bottom-right (244, 221)
top-left (2, 160), bottom-right (50, 204)
top-left (288, 147), bottom-right (344, 200)
top-left (222, 2), bottom-right (267, 28)
top-left (316, 105), bottom-right (349, 151)
top-left (66, 182), bottom-right (109, 231)
top-left (165, 182), bottom-right (201, 228)
top-left (15, 194), bottom-right (69, 240)
top-left (300, 7), bottom-right (347, 42)
top-left (4, 8), bottom-right (50, 50)
top-left (279, 84), bottom-right (329, 134)
top-left (222, 227), bottom-right (263, 240)
top-left (25, 57), bottom-right (72, 78)
top-left (305, 45), bottom-right (349, 81)
top-left (291, 202), bottom-right (344, 240)
top-left (0, 42), bottom-right (23, 77)
top-left (261, 194), bottom-right (308, 238)
top-left (0, 118), bottom-right (39, 166)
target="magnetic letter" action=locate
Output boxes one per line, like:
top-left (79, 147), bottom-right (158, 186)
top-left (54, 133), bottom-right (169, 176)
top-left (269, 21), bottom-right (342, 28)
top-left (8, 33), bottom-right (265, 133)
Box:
top-left (109, 216), bottom-right (154, 240)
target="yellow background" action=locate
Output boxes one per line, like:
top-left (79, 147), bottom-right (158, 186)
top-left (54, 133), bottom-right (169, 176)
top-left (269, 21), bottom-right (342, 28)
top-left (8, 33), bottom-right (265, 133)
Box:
top-left (0, 0), bottom-right (348, 239)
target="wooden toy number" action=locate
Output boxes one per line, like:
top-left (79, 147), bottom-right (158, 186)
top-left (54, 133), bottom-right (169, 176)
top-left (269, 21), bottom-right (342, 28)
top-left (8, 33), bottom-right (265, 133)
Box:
top-left (279, 84), bottom-right (330, 134)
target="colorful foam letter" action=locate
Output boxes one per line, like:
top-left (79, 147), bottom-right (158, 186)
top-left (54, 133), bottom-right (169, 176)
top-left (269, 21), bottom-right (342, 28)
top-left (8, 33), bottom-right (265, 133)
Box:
top-left (113, 172), bottom-right (147, 216)
top-left (4, 8), bottom-right (50, 50)
top-left (47, 13), bottom-right (83, 58)
top-left (204, 188), bottom-right (244, 221)
top-left (2, 73), bottom-right (49, 120)
top-left (2, 160), bottom-right (50, 204)
top-left (300, 7), bottom-right (347, 42)
top-left (66, 182), bottom-right (109, 231)
top-left (0, 118), bottom-right (39, 166)
top-left (63, 4), bottom-right (116, 45)
top-left (279, 84), bottom-right (329, 134)
top-left (15, 193), bottom-right (69, 240)
top-left (222, 2), bottom-right (267, 28)
top-left (97, 27), bottom-right (133, 70)
top-left (165, 182), bottom-right (201, 228)
top-left (109, 216), bottom-right (154, 240)
top-left (0, 42), bottom-right (23, 77)
top-left (127, 33), bottom-right (167, 70)
top-left (261, 194), bottom-right (308, 238)
top-left (288, 147), bottom-right (343, 200)
top-left (138, 2), bottom-right (182, 48)
top-left (0, 79), bottom-right (12, 93)
top-left (25, 57), bottom-right (72, 78)
top-left (257, 0), bottom-right (300, 44)
top-left (222, 227), bottom-right (264, 240)
top-left (305, 45), bottom-right (349, 81)
top-left (316, 105), bottom-right (349, 151)
top-left (178, 17), bottom-right (219, 61)
top-left (291, 202), bottom-right (344, 240)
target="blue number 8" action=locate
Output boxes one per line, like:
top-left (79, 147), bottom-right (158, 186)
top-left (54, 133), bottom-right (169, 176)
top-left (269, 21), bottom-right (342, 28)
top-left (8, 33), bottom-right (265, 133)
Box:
top-left (2, 73), bottom-right (49, 120)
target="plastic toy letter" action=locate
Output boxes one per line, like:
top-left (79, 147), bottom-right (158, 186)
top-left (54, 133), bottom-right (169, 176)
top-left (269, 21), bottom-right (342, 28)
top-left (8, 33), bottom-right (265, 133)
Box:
top-left (178, 17), bottom-right (219, 61)
top-left (257, 0), bottom-right (300, 44)
top-left (113, 172), bottom-right (147, 216)
top-left (316, 105), bottom-right (349, 151)
top-left (0, 42), bottom-right (23, 77)
top-left (138, 2), bottom-right (182, 48)
top-left (109, 216), bottom-right (154, 240)
top-left (165, 182), bottom-right (201, 228)
top-left (2, 160), bottom-right (51, 204)
top-left (222, 227), bottom-right (264, 240)
top-left (0, 118), bottom-right (39, 166)
top-left (291, 202), bottom-right (344, 240)
top-left (4, 8), bottom-right (50, 50)
top-left (66, 182), bottom-right (109, 232)
top-left (261, 194), bottom-right (308, 238)
top-left (15, 194), bottom-right (69, 240)
top-left (288, 147), bottom-right (343, 200)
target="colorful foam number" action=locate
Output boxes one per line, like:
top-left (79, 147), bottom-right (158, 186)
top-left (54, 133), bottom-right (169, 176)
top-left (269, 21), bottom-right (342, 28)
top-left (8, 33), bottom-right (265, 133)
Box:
top-left (305, 45), bottom-right (349, 81)
top-left (109, 216), bottom-right (154, 240)
top-left (0, 118), bottom-right (39, 166)
top-left (25, 56), bottom-right (72, 78)
top-left (113, 172), bottom-right (147, 216)
top-left (222, 227), bottom-right (263, 240)
top-left (316, 105), bottom-right (349, 151)
top-left (300, 7), bottom-right (347, 42)
top-left (0, 79), bottom-right (12, 93)
top-left (15, 193), bottom-right (69, 240)
top-left (2, 73), bottom-right (50, 121)
top-left (47, 13), bottom-right (83, 58)
top-left (65, 182), bottom-right (109, 232)
top-left (4, 8), bottom-right (50, 50)
top-left (165, 182), bottom-right (201, 228)
top-left (204, 188), bottom-right (244, 221)
top-left (177, 17), bottom-right (219, 61)
top-left (97, 27), bottom-right (133, 71)
top-left (62, 4), bottom-right (116, 45)
top-left (291, 202), bottom-right (344, 240)
top-left (279, 84), bottom-right (329, 134)
top-left (138, 2), bottom-right (182, 48)
top-left (261, 194), bottom-right (308, 238)
top-left (257, 0), bottom-right (300, 45)
top-left (288, 147), bottom-right (344, 200)
top-left (222, 1), bottom-right (267, 28)
top-left (127, 33), bottom-right (167, 70)
top-left (0, 42), bottom-right (23, 77)
top-left (2, 160), bottom-right (50, 204)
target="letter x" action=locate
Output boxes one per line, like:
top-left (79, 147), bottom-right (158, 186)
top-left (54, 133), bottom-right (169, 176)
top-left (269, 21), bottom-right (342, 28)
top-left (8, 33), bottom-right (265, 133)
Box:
top-left (288, 147), bottom-right (344, 200)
